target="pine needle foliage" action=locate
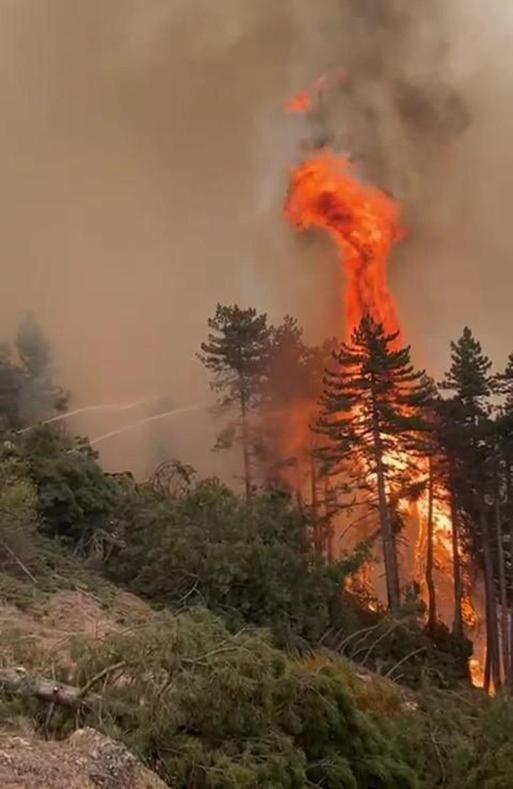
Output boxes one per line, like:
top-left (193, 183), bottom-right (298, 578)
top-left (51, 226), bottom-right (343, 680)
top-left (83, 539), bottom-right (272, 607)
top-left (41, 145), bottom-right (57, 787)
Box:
top-left (108, 480), bottom-right (360, 649)
top-left (198, 304), bottom-right (272, 500)
top-left (72, 609), bottom-right (417, 788)
top-left (317, 315), bottom-right (431, 611)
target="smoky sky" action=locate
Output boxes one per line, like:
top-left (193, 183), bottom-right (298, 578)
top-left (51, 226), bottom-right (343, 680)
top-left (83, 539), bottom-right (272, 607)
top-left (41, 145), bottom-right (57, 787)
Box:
top-left (1, 0), bottom-right (512, 479)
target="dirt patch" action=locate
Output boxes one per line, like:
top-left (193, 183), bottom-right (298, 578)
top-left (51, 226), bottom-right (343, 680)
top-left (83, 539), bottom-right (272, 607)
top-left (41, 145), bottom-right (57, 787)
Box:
top-left (0, 589), bottom-right (153, 670)
top-left (0, 727), bottom-right (167, 788)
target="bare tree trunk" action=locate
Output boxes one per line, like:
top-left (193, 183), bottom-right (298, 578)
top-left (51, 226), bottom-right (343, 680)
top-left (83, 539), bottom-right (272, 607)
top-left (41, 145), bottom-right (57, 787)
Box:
top-left (0, 668), bottom-right (98, 709)
top-left (484, 637), bottom-right (491, 694)
top-left (294, 459), bottom-right (304, 510)
top-left (372, 413), bottom-right (401, 613)
top-left (509, 609), bottom-right (513, 689)
top-left (309, 449), bottom-right (321, 554)
top-left (449, 459), bottom-right (464, 639)
top-left (238, 372), bottom-right (252, 502)
top-left (324, 476), bottom-right (334, 563)
top-left (426, 455), bottom-right (437, 631)
top-left (0, 667), bottom-right (133, 715)
top-left (493, 471), bottom-right (509, 679)
top-left (481, 502), bottom-right (502, 690)
top-left (504, 458), bottom-right (513, 685)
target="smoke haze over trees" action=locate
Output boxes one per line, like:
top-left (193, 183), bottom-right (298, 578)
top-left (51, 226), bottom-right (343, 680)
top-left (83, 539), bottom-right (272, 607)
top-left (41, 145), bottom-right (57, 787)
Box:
top-left (3, 4), bottom-right (513, 787)
top-left (0, 1), bottom-right (512, 481)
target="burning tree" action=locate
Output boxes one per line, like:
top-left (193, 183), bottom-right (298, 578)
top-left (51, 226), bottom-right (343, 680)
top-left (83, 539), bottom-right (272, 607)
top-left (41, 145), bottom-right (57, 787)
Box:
top-left (255, 315), bottom-right (316, 487)
top-left (257, 316), bottom-right (336, 546)
top-left (316, 314), bottom-right (431, 613)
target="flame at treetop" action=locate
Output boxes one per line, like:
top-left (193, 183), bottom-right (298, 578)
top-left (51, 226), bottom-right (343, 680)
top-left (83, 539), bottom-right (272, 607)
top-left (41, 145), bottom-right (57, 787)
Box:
top-left (284, 70), bottom-right (349, 115)
top-left (285, 152), bottom-right (404, 338)
top-left (281, 101), bottom-right (485, 684)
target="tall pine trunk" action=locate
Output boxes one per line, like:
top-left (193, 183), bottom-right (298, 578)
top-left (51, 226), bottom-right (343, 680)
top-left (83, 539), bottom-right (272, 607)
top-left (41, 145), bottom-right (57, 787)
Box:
top-left (481, 501), bottom-right (502, 690)
top-left (504, 457), bottom-right (513, 685)
top-left (309, 449), bottom-right (321, 554)
top-left (238, 372), bottom-right (252, 502)
top-left (324, 476), bottom-right (334, 563)
top-left (493, 460), bottom-right (509, 678)
top-left (371, 402), bottom-right (400, 613)
top-left (484, 638), bottom-right (491, 694)
top-left (449, 459), bottom-right (464, 639)
top-left (426, 455), bottom-right (437, 631)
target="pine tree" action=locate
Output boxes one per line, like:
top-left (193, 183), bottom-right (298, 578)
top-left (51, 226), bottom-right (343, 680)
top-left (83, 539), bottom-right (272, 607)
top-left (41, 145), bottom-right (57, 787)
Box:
top-left (198, 305), bottom-right (271, 501)
top-left (257, 317), bottom-right (337, 553)
top-left (495, 352), bottom-right (513, 411)
top-left (263, 316), bottom-right (314, 410)
top-left (316, 314), bottom-right (431, 612)
top-left (16, 313), bottom-right (51, 377)
top-left (441, 327), bottom-right (498, 688)
top-left (493, 352), bottom-right (513, 683)
top-left (256, 315), bottom-right (312, 485)
top-left (425, 452), bottom-right (437, 631)
top-left (431, 396), bottom-right (467, 641)
top-left (0, 345), bottom-right (23, 432)
top-left (442, 326), bottom-right (492, 418)
top-left (415, 379), bottom-right (443, 634)
top-left (15, 314), bottom-right (67, 423)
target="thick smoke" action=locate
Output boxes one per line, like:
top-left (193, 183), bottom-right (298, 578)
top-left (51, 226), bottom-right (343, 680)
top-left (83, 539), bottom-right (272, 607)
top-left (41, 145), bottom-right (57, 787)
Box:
top-left (0, 1), bottom-right (511, 478)
top-left (288, 0), bottom-right (513, 373)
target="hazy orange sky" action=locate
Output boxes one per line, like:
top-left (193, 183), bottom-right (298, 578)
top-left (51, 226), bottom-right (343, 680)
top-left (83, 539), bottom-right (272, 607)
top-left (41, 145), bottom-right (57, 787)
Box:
top-left (1, 0), bottom-right (513, 480)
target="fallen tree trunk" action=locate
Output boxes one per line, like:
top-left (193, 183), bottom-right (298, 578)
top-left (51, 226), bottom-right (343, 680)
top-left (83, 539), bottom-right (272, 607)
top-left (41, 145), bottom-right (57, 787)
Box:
top-left (0, 668), bottom-right (100, 710)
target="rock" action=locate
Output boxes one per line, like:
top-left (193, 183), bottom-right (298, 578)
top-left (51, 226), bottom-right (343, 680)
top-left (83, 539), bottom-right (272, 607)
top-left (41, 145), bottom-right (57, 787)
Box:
top-left (0, 727), bottom-right (168, 788)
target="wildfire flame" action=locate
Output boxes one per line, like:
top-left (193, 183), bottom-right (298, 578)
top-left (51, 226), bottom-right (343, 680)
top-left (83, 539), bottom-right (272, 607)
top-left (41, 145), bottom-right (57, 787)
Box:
top-left (283, 95), bottom-right (484, 686)
top-left (284, 69), bottom-right (349, 115)
top-left (285, 153), bottom-right (404, 337)
top-left (285, 90), bottom-right (312, 115)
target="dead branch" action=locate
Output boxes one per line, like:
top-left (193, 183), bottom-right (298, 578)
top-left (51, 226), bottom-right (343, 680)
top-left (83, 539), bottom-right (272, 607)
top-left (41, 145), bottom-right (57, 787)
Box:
top-left (428, 722), bottom-right (446, 784)
top-left (1, 541), bottom-right (37, 584)
top-left (354, 622), bottom-right (398, 666)
top-left (384, 648), bottom-right (426, 680)
top-left (336, 623), bottom-right (380, 654)
top-left (78, 660), bottom-right (127, 698)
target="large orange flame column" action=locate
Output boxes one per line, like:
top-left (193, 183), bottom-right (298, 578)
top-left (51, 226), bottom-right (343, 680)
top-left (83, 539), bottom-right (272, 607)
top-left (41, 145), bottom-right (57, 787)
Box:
top-left (285, 152), bottom-right (404, 337)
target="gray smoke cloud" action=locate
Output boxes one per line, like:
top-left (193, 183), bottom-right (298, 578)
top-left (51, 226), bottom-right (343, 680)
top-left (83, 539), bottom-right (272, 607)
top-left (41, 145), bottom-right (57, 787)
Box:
top-left (287, 0), bottom-right (513, 374)
top-left (0, 1), bottom-right (511, 478)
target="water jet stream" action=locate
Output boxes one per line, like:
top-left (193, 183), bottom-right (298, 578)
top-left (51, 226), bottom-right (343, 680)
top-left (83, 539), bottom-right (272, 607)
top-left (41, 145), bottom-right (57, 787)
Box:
top-left (19, 396), bottom-right (160, 434)
top-left (73, 403), bottom-right (207, 450)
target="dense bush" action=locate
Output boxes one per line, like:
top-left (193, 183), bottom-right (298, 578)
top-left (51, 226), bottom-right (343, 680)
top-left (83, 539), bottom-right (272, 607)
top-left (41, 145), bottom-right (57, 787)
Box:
top-left (0, 455), bottom-right (38, 571)
top-left (72, 609), bottom-right (417, 788)
top-left (392, 689), bottom-right (513, 788)
top-left (19, 426), bottom-right (122, 547)
top-left (108, 480), bottom-right (360, 648)
top-left (323, 606), bottom-right (472, 689)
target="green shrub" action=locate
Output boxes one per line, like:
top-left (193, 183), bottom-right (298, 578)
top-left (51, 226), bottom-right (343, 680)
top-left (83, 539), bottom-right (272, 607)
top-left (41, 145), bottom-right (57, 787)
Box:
top-left (71, 609), bottom-right (417, 788)
top-left (108, 481), bottom-right (358, 648)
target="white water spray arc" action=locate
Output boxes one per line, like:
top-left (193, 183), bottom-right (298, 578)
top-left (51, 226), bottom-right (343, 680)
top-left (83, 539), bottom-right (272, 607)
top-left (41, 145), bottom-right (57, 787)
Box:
top-left (74, 403), bottom-right (207, 451)
top-left (19, 396), bottom-right (160, 434)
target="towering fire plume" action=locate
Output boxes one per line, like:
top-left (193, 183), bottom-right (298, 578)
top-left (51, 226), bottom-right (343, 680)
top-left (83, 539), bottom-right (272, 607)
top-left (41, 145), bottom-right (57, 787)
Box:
top-left (282, 94), bottom-right (483, 686)
top-left (285, 153), bottom-right (404, 338)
